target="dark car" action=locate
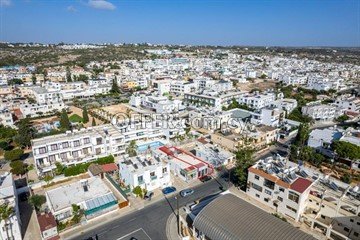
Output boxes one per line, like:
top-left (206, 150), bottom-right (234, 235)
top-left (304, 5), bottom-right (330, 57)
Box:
top-left (144, 191), bottom-right (154, 200)
top-left (162, 186), bottom-right (176, 195)
top-left (180, 188), bottom-right (194, 197)
top-left (200, 175), bottom-right (212, 183)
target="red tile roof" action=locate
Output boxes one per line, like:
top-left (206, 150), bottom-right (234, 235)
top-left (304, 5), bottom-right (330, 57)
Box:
top-left (290, 178), bottom-right (313, 194)
top-left (101, 163), bottom-right (118, 172)
top-left (37, 213), bottom-right (57, 232)
top-left (197, 137), bottom-right (208, 144)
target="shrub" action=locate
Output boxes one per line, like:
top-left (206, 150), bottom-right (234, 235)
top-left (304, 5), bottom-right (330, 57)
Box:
top-left (4, 149), bottom-right (24, 161)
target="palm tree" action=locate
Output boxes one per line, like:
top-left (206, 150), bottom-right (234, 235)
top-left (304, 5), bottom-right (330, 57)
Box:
top-left (126, 140), bottom-right (137, 157)
top-left (0, 203), bottom-right (14, 240)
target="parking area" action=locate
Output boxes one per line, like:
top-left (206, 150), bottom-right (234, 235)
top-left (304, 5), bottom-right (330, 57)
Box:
top-left (117, 228), bottom-right (152, 240)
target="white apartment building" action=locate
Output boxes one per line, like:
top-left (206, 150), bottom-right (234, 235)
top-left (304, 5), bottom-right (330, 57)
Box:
top-left (335, 95), bottom-right (360, 113)
top-left (170, 81), bottom-right (197, 95)
top-left (32, 123), bottom-right (185, 176)
top-left (119, 155), bottom-right (171, 191)
top-left (46, 177), bottom-right (118, 222)
top-left (31, 125), bottom-right (126, 176)
top-left (251, 107), bottom-right (283, 127)
top-left (31, 87), bottom-right (63, 104)
top-left (245, 70), bottom-right (257, 79)
top-left (247, 156), bottom-right (314, 221)
top-left (19, 102), bottom-right (67, 118)
top-left (280, 75), bottom-right (307, 86)
top-left (130, 94), bottom-right (184, 114)
top-left (0, 108), bottom-right (14, 127)
top-left (239, 92), bottom-right (279, 110)
top-left (0, 172), bottom-right (22, 240)
top-left (271, 98), bottom-right (298, 113)
top-left (301, 102), bottom-right (338, 121)
top-left (152, 79), bottom-right (171, 95)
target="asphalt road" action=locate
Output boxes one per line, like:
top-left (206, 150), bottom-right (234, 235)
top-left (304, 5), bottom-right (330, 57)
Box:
top-left (68, 179), bottom-right (223, 240)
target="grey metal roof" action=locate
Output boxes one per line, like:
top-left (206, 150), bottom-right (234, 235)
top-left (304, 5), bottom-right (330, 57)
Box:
top-left (193, 194), bottom-right (315, 240)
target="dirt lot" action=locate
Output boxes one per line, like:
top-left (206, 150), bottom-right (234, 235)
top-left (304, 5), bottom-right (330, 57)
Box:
top-left (101, 104), bottom-right (132, 114)
top-left (237, 79), bottom-right (277, 92)
top-left (69, 106), bottom-right (103, 127)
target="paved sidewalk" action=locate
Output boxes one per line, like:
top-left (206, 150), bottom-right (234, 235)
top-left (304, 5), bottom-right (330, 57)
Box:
top-left (165, 213), bottom-right (180, 240)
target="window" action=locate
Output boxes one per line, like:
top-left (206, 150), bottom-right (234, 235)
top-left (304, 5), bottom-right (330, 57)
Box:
top-left (354, 232), bottom-right (359, 237)
top-left (60, 152), bottom-right (67, 160)
top-left (279, 188), bottom-right (285, 192)
top-left (288, 191), bottom-right (300, 203)
top-left (50, 144), bottom-right (58, 151)
top-left (265, 189), bottom-right (272, 195)
top-left (277, 196), bottom-right (283, 202)
top-left (344, 227), bottom-right (349, 232)
top-left (62, 142), bottom-right (69, 148)
top-left (150, 172), bottom-right (155, 177)
top-left (264, 179), bottom-right (275, 190)
top-left (255, 194), bottom-right (260, 198)
top-left (286, 205), bottom-right (297, 213)
top-left (72, 151), bottom-right (79, 158)
top-left (264, 198), bottom-right (269, 202)
top-left (83, 148), bottom-right (89, 155)
top-left (74, 140), bottom-right (80, 147)
top-left (49, 155), bottom-right (56, 162)
top-left (255, 175), bottom-right (260, 180)
top-left (350, 219), bottom-right (354, 223)
top-left (96, 137), bottom-right (103, 145)
top-left (162, 167), bottom-right (167, 174)
top-left (84, 138), bottom-right (90, 144)
top-left (39, 147), bottom-right (47, 154)
top-left (251, 183), bottom-right (263, 192)
top-left (138, 175), bottom-right (144, 183)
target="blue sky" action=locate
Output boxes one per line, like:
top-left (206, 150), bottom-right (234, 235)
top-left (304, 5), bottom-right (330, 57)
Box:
top-left (0, 0), bottom-right (359, 46)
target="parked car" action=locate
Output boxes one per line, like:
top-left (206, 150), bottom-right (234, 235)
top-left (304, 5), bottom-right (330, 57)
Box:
top-left (144, 191), bottom-right (154, 200)
top-left (180, 188), bottom-right (194, 197)
top-left (200, 175), bottom-right (212, 183)
top-left (162, 186), bottom-right (176, 195)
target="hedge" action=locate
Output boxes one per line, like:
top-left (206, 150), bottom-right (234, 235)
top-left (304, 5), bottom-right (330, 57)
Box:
top-left (64, 155), bottom-right (115, 177)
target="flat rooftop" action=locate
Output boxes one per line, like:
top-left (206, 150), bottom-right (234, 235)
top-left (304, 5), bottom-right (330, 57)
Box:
top-left (46, 177), bottom-right (114, 212)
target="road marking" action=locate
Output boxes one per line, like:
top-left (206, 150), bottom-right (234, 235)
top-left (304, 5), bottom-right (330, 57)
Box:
top-left (141, 228), bottom-right (152, 240)
top-left (117, 228), bottom-right (142, 240)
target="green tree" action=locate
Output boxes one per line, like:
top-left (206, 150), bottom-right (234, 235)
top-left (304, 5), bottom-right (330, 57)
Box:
top-left (31, 73), bottom-right (37, 85)
top-left (66, 66), bottom-right (72, 82)
top-left (340, 173), bottom-right (352, 184)
top-left (78, 74), bottom-right (89, 83)
top-left (110, 79), bottom-right (120, 94)
top-left (82, 107), bottom-right (89, 123)
top-left (234, 145), bottom-right (255, 189)
top-left (14, 118), bottom-right (35, 147)
top-left (91, 118), bottom-right (96, 126)
top-left (28, 194), bottom-right (46, 211)
top-left (294, 123), bottom-right (310, 147)
top-left (0, 125), bottom-right (17, 140)
top-left (332, 141), bottom-right (360, 160)
top-left (10, 160), bottom-right (28, 175)
top-left (43, 175), bottom-right (54, 185)
top-left (0, 203), bottom-right (14, 240)
top-left (132, 186), bottom-right (143, 198)
top-left (60, 109), bottom-right (71, 130)
top-left (4, 149), bottom-right (24, 161)
top-left (71, 204), bottom-right (84, 224)
top-left (55, 162), bottom-right (65, 175)
top-left (335, 115), bottom-right (350, 123)
top-left (126, 140), bottom-right (137, 157)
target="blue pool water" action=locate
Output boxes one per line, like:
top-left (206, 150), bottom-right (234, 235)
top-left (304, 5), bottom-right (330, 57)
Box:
top-left (137, 141), bottom-right (164, 152)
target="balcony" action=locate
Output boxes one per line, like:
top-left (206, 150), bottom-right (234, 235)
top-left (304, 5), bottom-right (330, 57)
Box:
top-left (150, 175), bottom-right (157, 181)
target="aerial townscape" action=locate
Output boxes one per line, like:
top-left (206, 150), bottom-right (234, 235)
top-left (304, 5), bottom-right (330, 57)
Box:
top-left (0, 1), bottom-right (359, 240)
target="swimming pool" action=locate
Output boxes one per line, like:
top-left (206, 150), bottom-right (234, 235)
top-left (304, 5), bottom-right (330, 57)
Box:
top-left (137, 141), bottom-right (164, 153)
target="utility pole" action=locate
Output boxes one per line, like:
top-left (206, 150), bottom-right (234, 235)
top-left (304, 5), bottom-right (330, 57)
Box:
top-left (175, 195), bottom-right (180, 235)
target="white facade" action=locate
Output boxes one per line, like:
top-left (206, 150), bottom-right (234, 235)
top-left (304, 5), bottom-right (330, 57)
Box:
top-left (119, 155), bottom-right (171, 191)
top-left (251, 107), bottom-right (283, 127)
top-left (0, 172), bottom-right (22, 240)
top-left (301, 102), bottom-right (338, 121)
top-left (0, 108), bottom-right (14, 127)
top-left (239, 92), bottom-right (278, 110)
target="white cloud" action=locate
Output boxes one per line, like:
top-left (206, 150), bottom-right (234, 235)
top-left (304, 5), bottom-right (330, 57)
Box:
top-left (88, 0), bottom-right (116, 10)
top-left (0, 0), bottom-right (12, 7)
top-left (67, 5), bottom-right (77, 12)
